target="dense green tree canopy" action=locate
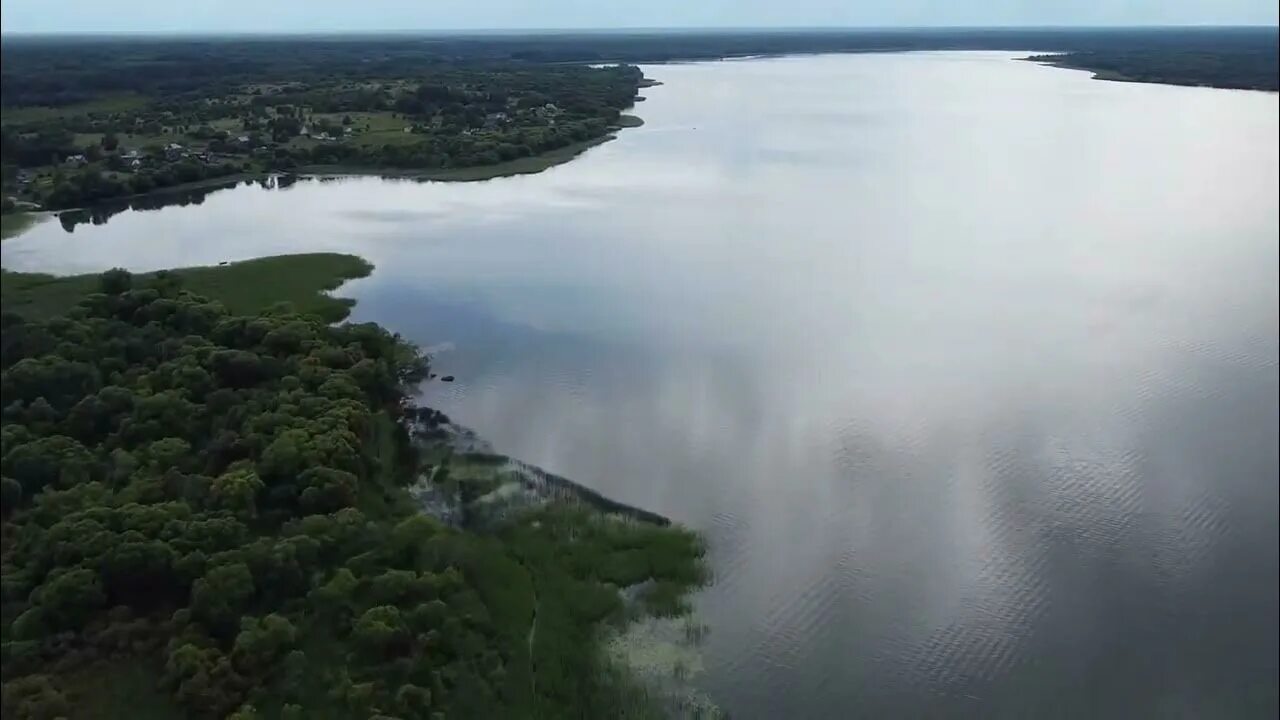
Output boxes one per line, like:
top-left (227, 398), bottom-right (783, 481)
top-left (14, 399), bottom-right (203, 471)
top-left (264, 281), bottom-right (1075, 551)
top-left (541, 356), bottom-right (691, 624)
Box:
top-left (0, 269), bottom-right (705, 719)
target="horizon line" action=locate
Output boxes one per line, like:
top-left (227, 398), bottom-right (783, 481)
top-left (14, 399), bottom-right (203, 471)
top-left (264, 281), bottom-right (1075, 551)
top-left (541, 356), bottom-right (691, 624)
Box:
top-left (3, 24), bottom-right (1278, 38)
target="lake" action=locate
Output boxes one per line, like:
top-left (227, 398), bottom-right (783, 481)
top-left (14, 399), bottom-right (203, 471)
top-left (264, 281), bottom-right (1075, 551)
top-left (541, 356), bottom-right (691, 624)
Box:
top-left (4, 52), bottom-right (1278, 718)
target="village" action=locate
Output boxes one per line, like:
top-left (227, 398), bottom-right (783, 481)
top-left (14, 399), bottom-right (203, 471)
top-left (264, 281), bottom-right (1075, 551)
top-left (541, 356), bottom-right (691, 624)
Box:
top-left (3, 78), bottom-right (585, 212)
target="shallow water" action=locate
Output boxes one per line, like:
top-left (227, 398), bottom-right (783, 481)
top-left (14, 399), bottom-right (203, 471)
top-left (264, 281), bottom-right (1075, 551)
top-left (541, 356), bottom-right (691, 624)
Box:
top-left (5, 52), bottom-right (1278, 718)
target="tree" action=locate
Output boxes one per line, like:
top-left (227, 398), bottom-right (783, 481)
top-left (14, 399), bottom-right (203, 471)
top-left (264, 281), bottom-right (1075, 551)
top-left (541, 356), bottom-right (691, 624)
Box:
top-left (352, 605), bottom-right (409, 658)
top-left (258, 429), bottom-right (316, 481)
top-left (101, 540), bottom-right (180, 609)
top-left (211, 466), bottom-right (264, 517)
top-left (232, 614), bottom-right (296, 674)
top-left (34, 568), bottom-right (106, 631)
top-left (146, 437), bottom-right (193, 473)
top-left (311, 567), bottom-right (358, 618)
top-left (99, 268), bottom-right (133, 295)
top-left (2, 435), bottom-right (96, 494)
top-left (0, 674), bottom-right (71, 720)
top-left (163, 643), bottom-right (245, 717)
top-left (297, 466), bottom-right (357, 513)
top-left (1, 476), bottom-right (22, 514)
top-left (8, 608), bottom-right (48, 641)
top-left (191, 562), bottom-right (255, 633)
top-left (396, 684), bottom-right (433, 716)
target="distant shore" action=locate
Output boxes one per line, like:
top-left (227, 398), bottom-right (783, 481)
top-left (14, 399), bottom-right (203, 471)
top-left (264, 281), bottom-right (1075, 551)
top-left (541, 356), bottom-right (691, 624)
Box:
top-left (1023, 53), bottom-right (1279, 92)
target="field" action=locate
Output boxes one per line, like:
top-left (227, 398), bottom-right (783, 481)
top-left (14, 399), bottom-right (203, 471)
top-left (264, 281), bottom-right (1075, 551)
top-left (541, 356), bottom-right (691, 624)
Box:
top-left (0, 93), bottom-right (149, 125)
top-left (312, 111), bottom-right (422, 148)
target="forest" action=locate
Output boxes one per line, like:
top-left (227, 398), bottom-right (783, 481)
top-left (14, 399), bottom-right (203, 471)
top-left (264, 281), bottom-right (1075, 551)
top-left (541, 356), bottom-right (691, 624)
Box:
top-left (0, 267), bottom-right (706, 719)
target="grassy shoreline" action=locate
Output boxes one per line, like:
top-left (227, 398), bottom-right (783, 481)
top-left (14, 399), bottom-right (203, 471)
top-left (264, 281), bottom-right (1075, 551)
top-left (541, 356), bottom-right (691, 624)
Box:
top-left (1, 253), bottom-right (372, 321)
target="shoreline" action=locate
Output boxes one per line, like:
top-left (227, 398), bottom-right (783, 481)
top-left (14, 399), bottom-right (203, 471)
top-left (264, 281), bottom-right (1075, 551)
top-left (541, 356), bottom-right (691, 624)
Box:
top-left (407, 416), bottom-right (718, 716)
top-left (3, 120), bottom-right (647, 239)
top-left (0, 211), bottom-right (50, 241)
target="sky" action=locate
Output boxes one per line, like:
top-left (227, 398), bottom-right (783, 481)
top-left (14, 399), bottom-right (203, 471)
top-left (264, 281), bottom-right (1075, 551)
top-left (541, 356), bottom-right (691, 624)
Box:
top-left (1, 0), bottom-right (1276, 34)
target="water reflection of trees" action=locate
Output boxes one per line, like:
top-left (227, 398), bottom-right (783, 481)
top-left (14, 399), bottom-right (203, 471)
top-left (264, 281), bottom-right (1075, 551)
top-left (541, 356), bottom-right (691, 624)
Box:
top-left (56, 174), bottom-right (306, 233)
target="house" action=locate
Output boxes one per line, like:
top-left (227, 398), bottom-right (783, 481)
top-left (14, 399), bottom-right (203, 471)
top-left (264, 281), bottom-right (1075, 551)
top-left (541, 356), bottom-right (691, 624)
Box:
top-left (64, 154), bottom-right (88, 167)
top-left (122, 149), bottom-right (140, 160)
top-left (164, 143), bottom-right (185, 161)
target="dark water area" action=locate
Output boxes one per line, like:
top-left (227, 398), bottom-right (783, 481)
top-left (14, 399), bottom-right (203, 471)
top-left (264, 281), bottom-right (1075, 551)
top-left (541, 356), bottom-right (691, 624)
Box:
top-left (4, 52), bottom-right (1277, 718)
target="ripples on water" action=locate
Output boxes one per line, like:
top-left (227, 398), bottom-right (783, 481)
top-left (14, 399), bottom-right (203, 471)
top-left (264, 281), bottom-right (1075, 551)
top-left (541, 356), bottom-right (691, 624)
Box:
top-left (3, 52), bottom-right (1277, 719)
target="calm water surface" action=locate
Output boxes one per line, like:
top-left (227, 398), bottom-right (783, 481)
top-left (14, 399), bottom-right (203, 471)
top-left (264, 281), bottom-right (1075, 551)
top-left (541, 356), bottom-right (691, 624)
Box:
top-left (5, 52), bottom-right (1278, 718)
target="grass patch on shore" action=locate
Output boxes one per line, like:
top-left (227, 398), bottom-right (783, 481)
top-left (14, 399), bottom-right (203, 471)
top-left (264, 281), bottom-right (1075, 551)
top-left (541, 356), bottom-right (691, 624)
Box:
top-left (1, 252), bottom-right (371, 321)
top-left (1, 212), bottom-right (47, 241)
top-left (298, 134), bottom-right (617, 182)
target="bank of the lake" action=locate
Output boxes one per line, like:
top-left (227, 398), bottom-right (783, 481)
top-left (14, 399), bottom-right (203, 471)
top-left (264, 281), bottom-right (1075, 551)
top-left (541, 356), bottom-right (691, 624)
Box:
top-left (0, 212), bottom-right (48, 241)
top-left (1, 253), bottom-right (372, 321)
